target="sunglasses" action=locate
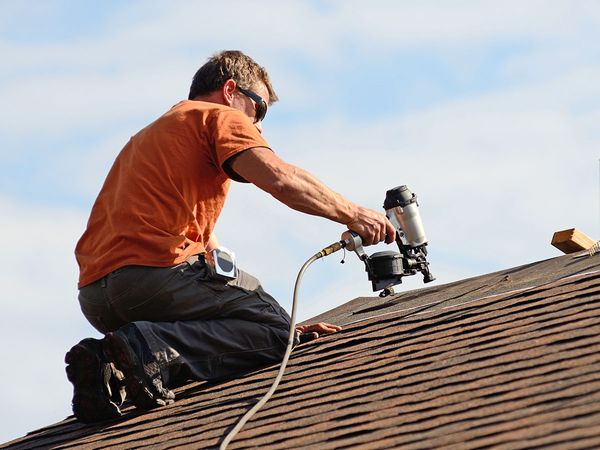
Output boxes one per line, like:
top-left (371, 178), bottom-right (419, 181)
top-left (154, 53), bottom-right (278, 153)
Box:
top-left (236, 86), bottom-right (268, 123)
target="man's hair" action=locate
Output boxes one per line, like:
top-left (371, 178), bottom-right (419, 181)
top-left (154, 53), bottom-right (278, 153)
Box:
top-left (188, 50), bottom-right (278, 104)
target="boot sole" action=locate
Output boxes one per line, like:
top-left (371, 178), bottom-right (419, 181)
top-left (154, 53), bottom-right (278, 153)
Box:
top-left (65, 340), bottom-right (121, 423)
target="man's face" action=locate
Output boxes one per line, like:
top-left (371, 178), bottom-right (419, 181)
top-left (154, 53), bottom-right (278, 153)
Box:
top-left (231, 82), bottom-right (269, 133)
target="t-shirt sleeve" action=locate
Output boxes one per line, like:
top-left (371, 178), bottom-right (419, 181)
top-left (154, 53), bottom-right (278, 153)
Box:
top-left (208, 108), bottom-right (271, 177)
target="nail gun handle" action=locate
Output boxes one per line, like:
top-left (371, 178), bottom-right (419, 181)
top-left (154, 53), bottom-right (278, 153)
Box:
top-left (341, 231), bottom-right (368, 260)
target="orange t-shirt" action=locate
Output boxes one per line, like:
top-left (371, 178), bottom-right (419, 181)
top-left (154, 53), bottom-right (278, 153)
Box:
top-left (75, 100), bottom-right (269, 287)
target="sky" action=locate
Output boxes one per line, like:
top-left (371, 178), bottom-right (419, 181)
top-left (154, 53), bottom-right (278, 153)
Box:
top-left (1, 0), bottom-right (599, 444)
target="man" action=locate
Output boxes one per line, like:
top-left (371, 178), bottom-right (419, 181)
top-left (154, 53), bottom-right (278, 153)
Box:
top-left (66, 50), bottom-right (395, 423)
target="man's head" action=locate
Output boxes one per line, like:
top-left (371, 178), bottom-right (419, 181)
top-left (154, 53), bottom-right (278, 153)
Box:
top-left (188, 50), bottom-right (278, 105)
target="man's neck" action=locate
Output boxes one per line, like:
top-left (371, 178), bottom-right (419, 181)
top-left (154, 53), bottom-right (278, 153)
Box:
top-left (191, 91), bottom-right (225, 105)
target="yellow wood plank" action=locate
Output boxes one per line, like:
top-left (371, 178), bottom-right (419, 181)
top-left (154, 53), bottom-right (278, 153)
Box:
top-left (551, 228), bottom-right (597, 254)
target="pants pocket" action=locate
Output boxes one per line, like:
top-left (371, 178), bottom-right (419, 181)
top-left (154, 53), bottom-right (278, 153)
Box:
top-left (105, 265), bottom-right (181, 321)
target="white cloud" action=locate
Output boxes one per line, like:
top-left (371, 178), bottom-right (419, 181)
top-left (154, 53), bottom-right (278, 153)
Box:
top-left (0, 197), bottom-right (97, 442)
top-left (0, 67), bottom-right (189, 140)
top-left (3, 0), bottom-right (600, 141)
top-left (339, 0), bottom-right (575, 44)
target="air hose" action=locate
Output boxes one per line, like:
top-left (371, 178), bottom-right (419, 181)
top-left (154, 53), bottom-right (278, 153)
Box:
top-left (219, 240), bottom-right (346, 449)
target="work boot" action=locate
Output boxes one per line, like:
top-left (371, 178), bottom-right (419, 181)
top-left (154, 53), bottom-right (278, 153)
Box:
top-left (65, 338), bottom-right (123, 423)
top-left (103, 324), bottom-right (174, 410)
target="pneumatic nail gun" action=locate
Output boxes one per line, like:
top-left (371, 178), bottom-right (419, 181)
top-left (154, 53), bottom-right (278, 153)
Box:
top-left (342, 185), bottom-right (435, 297)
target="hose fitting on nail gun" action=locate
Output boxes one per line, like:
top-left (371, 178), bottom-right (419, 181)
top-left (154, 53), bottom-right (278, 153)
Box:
top-left (315, 240), bottom-right (347, 258)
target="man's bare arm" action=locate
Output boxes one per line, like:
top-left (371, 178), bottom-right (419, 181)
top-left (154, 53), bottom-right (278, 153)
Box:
top-left (229, 147), bottom-right (395, 245)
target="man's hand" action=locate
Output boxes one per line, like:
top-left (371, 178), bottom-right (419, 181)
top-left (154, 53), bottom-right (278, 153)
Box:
top-left (346, 206), bottom-right (396, 246)
top-left (296, 322), bottom-right (342, 343)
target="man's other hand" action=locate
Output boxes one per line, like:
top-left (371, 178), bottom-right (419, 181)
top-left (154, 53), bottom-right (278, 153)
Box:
top-left (296, 322), bottom-right (342, 343)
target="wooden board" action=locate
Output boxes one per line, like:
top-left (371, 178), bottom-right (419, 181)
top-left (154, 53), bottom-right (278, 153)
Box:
top-left (551, 228), bottom-right (597, 254)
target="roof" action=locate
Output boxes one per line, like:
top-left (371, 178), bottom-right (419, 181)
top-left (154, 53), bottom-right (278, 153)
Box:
top-left (4, 251), bottom-right (600, 449)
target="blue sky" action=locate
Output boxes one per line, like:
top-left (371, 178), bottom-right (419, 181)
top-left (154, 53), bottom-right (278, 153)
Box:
top-left (1, 0), bottom-right (600, 444)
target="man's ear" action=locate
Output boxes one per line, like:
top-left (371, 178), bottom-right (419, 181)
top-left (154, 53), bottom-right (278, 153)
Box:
top-left (222, 79), bottom-right (236, 106)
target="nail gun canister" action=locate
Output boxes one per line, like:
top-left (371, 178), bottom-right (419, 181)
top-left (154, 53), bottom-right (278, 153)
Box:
top-left (383, 185), bottom-right (428, 248)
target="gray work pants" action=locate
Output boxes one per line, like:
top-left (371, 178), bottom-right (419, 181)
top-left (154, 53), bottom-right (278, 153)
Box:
top-left (78, 255), bottom-right (293, 387)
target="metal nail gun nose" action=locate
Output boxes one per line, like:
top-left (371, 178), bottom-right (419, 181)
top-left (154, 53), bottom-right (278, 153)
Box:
top-left (343, 185), bottom-right (435, 297)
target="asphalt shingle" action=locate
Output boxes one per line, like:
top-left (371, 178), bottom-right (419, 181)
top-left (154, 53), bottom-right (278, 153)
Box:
top-left (3, 251), bottom-right (600, 449)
